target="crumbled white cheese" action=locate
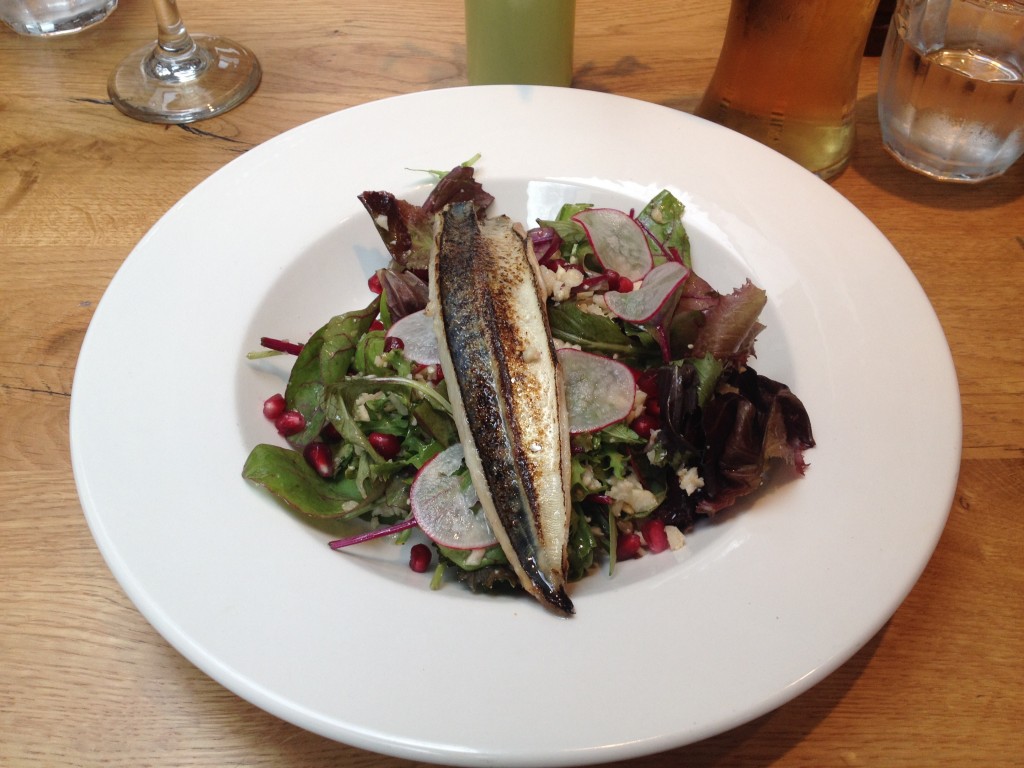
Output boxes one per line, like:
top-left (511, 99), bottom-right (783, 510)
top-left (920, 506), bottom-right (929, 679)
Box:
top-left (665, 524), bottom-right (686, 550)
top-left (413, 365), bottom-right (438, 381)
top-left (385, 392), bottom-right (409, 415)
top-left (540, 263), bottom-right (584, 302)
top-left (553, 337), bottom-right (582, 351)
top-left (608, 474), bottom-right (658, 515)
top-left (677, 465), bottom-right (705, 496)
top-left (578, 294), bottom-right (615, 318)
top-left (579, 466), bottom-right (602, 492)
top-left (610, 499), bottom-right (626, 519)
top-left (626, 388), bottom-right (648, 424)
top-left (353, 391), bottom-right (386, 421)
top-left (645, 430), bottom-right (667, 465)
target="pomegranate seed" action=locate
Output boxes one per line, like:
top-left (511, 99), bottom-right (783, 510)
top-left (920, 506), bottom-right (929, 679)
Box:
top-left (616, 532), bottom-right (642, 561)
top-left (645, 398), bottom-right (662, 417)
top-left (636, 369), bottom-right (660, 398)
top-left (368, 431), bottom-right (402, 459)
top-left (641, 518), bottom-right (670, 553)
top-left (630, 413), bottom-right (659, 439)
top-left (409, 543), bottom-right (431, 573)
top-left (303, 442), bottom-right (334, 478)
top-left (367, 273), bottom-right (383, 294)
top-left (262, 393), bottom-right (286, 420)
top-left (615, 275), bottom-right (634, 292)
top-left (274, 410), bottom-right (306, 437)
top-left (369, 319), bottom-right (385, 331)
top-left (413, 363), bottom-right (443, 382)
top-left (384, 336), bottom-right (404, 352)
top-left (320, 422), bottom-right (342, 442)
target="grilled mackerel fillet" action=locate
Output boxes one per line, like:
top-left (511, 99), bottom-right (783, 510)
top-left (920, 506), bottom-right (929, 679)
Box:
top-left (430, 201), bottom-right (574, 615)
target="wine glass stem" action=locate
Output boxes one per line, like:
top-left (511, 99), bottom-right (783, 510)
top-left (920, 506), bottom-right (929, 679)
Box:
top-left (152, 0), bottom-right (194, 59)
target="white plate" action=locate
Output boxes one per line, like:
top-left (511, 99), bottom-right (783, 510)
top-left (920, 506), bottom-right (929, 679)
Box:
top-left (71, 86), bottom-right (960, 767)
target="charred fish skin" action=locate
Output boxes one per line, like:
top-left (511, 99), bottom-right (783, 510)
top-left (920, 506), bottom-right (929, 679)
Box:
top-left (430, 201), bottom-right (574, 616)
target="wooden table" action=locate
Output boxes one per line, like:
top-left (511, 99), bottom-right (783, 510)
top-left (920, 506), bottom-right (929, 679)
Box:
top-left (2, 1), bottom-right (1022, 765)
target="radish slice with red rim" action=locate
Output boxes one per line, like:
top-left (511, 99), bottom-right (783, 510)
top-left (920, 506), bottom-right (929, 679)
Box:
top-left (410, 443), bottom-right (497, 550)
top-left (572, 208), bottom-right (654, 282)
top-left (558, 348), bottom-right (637, 434)
top-left (603, 261), bottom-right (689, 323)
top-left (386, 309), bottom-right (439, 365)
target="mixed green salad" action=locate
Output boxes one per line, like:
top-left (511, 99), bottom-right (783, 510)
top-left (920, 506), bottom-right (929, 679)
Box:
top-left (242, 162), bottom-right (814, 596)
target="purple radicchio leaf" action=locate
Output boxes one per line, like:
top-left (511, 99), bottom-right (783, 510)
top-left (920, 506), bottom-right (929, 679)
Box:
top-left (377, 268), bottom-right (429, 321)
top-left (650, 362), bottom-right (703, 532)
top-left (657, 361), bottom-right (704, 456)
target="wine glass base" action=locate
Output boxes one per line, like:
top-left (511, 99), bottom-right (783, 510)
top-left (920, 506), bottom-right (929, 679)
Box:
top-left (108, 34), bottom-right (261, 124)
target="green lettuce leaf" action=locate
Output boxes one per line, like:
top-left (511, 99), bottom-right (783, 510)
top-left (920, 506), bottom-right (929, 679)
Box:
top-left (637, 189), bottom-right (691, 267)
top-left (284, 296), bottom-right (380, 447)
top-left (242, 443), bottom-right (374, 518)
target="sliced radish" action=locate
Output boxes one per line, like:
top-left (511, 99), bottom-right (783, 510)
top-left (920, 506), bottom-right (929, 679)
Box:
top-left (386, 309), bottom-right (439, 365)
top-left (603, 261), bottom-right (689, 323)
top-left (410, 443), bottom-right (497, 550)
top-left (572, 208), bottom-right (654, 281)
top-left (557, 348), bottom-right (637, 434)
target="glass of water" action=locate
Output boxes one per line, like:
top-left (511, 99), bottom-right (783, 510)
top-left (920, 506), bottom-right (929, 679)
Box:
top-left (0, 0), bottom-right (116, 36)
top-left (877, 0), bottom-right (1024, 183)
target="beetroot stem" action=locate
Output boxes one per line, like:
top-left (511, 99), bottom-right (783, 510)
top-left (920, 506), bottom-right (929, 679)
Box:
top-left (651, 326), bottom-right (672, 363)
top-left (633, 216), bottom-right (679, 264)
top-left (260, 336), bottom-right (305, 355)
top-left (328, 517), bottom-right (418, 550)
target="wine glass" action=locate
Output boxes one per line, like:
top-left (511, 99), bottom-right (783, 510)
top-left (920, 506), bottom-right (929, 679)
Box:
top-left (107, 0), bottom-right (261, 124)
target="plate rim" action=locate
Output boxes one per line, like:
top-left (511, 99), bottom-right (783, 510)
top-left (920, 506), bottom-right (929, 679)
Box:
top-left (70, 85), bottom-right (961, 766)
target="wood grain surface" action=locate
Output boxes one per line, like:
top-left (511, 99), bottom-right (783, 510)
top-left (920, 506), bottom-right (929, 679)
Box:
top-left (2, 1), bottom-right (1022, 766)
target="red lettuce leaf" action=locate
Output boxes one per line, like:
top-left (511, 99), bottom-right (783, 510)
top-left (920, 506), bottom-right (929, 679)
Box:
top-left (655, 363), bottom-right (815, 523)
top-left (696, 366), bottom-right (815, 515)
top-left (378, 268), bottom-right (428, 321)
top-left (690, 279), bottom-right (767, 365)
top-left (421, 164), bottom-right (494, 216)
top-left (358, 165), bottom-right (493, 270)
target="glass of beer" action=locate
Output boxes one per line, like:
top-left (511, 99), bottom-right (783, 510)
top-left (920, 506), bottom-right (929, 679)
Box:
top-left (696, 0), bottom-right (881, 180)
top-left (877, 0), bottom-right (1024, 183)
